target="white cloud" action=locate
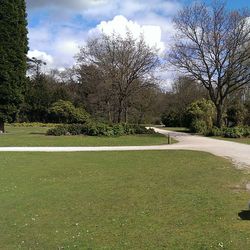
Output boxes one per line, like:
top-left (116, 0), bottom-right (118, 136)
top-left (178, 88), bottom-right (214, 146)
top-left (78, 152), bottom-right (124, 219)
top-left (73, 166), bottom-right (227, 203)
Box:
top-left (28, 24), bottom-right (87, 69)
top-left (89, 15), bottom-right (165, 52)
top-left (27, 0), bottom-right (182, 85)
top-left (27, 50), bottom-right (54, 73)
top-left (28, 50), bottom-right (54, 65)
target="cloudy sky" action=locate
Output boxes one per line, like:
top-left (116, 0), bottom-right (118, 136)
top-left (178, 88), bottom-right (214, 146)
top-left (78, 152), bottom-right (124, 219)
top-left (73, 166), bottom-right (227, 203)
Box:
top-left (26, 0), bottom-right (250, 83)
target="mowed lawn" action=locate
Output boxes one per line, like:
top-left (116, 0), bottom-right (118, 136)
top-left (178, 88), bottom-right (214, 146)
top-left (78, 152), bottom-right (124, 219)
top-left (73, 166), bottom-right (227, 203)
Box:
top-left (0, 126), bottom-right (170, 146)
top-left (1, 151), bottom-right (250, 249)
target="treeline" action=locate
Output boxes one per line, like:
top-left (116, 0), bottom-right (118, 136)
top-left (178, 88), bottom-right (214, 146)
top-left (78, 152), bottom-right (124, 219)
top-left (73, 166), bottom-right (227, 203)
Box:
top-left (161, 77), bottom-right (250, 128)
top-left (18, 34), bottom-right (164, 125)
top-left (19, 57), bottom-right (250, 129)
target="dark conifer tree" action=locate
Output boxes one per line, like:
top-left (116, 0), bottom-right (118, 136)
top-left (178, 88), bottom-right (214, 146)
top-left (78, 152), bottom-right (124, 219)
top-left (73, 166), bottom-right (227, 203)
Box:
top-left (0, 0), bottom-right (28, 132)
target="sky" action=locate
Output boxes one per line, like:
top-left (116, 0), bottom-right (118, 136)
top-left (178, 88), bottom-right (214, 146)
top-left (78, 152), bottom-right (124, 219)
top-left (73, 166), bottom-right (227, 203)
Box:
top-left (26, 0), bottom-right (250, 83)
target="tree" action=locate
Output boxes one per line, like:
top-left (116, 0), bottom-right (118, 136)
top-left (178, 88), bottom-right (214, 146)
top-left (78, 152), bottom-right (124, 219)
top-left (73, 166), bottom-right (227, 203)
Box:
top-left (161, 76), bottom-right (207, 127)
top-left (0, 0), bottom-right (28, 132)
top-left (76, 32), bottom-right (159, 123)
top-left (49, 100), bottom-right (90, 124)
top-left (169, 1), bottom-right (250, 127)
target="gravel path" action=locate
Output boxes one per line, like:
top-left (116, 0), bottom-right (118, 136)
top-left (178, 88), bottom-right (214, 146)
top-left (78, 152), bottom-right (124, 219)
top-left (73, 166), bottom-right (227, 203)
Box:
top-left (154, 128), bottom-right (250, 168)
top-left (0, 127), bottom-right (249, 167)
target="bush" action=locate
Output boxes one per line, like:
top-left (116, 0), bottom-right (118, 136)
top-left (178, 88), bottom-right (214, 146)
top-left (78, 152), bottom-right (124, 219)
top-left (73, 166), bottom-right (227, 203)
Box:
top-left (226, 103), bottom-right (247, 127)
top-left (203, 126), bottom-right (250, 138)
top-left (205, 126), bottom-right (223, 137)
top-left (190, 119), bottom-right (207, 134)
top-left (161, 111), bottom-right (181, 127)
top-left (48, 100), bottom-right (90, 124)
top-left (222, 126), bottom-right (250, 138)
top-left (186, 99), bottom-right (215, 133)
top-left (46, 125), bottom-right (68, 136)
top-left (10, 122), bottom-right (57, 127)
top-left (46, 123), bottom-right (156, 137)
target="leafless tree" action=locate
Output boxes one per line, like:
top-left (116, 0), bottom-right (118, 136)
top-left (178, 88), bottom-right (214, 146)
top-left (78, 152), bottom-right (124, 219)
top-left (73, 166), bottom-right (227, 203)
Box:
top-left (169, 1), bottom-right (250, 127)
top-left (76, 32), bottom-right (159, 123)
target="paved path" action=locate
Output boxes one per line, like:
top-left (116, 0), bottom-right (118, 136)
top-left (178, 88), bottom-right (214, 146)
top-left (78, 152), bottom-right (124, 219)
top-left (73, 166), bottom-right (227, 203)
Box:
top-left (0, 128), bottom-right (249, 167)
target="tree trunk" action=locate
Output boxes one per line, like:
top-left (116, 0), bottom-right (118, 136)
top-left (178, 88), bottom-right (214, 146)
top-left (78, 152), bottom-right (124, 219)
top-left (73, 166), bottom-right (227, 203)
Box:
top-left (0, 120), bottom-right (5, 133)
top-left (215, 104), bottom-right (223, 128)
top-left (124, 106), bottom-right (128, 124)
top-left (117, 99), bottom-right (123, 123)
top-left (107, 101), bottom-right (112, 123)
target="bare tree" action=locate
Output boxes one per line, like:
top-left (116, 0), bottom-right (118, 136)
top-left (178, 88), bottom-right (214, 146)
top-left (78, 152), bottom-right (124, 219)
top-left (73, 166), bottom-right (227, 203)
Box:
top-left (76, 32), bottom-right (159, 123)
top-left (169, 1), bottom-right (250, 127)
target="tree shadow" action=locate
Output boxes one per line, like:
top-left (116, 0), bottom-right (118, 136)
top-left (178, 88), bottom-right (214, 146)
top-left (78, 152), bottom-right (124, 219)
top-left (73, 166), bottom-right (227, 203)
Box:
top-left (29, 132), bottom-right (45, 135)
top-left (238, 210), bottom-right (250, 220)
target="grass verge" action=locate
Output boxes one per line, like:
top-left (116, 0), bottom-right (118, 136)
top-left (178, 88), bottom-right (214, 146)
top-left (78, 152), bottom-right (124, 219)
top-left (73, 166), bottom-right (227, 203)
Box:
top-left (0, 151), bottom-right (250, 249)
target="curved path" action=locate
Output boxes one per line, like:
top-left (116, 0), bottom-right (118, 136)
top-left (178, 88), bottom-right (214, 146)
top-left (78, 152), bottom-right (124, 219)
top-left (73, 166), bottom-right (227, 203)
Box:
top-left (0, 128), bottom-right (249, 167)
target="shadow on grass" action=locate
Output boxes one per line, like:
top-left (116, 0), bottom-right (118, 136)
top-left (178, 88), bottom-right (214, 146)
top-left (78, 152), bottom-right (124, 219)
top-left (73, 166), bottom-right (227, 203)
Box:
top-left (29, 132), bottom-right (46, 135)
top-left (238, 210), bottom-right (250, 220)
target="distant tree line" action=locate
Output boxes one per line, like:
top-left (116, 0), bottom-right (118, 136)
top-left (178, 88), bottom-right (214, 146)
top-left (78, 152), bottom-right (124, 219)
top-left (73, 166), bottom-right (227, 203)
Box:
top-left (17, 32), bottom-right (163, 125)
top-left (0, 0), bottom-right (249, 132)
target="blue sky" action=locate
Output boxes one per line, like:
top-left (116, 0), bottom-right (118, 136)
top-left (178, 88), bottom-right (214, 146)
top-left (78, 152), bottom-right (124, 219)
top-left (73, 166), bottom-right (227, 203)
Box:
top-left (26, 0), bottom-right (250, 78)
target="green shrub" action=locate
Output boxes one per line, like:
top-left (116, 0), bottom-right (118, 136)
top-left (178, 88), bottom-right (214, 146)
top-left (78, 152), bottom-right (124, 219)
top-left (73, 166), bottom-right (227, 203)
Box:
top-left (226, 103), bottom-right (247, 126)
top-left (205, 126), bottom-right (223, 137)
top-left (46, 123), bottom-right (156, 137)
top-left (203, 126), bottom-right (250, 138)
top-left (49, 100), bottom-right (90, 124)
top-left (46, 126), bottom-right (68, 136)
top-left (112, 124), bottom-right (125, 136)
top-left (10, 122), bottom-right (57, 127)
top-left (161, 111), bottom-right (181, 127)
top-left (190, 119), bottom-right (207, 134)
top-left (186, 99), bottom-right (215, 133)
top-left (222, 126), bottom-right (250, 138)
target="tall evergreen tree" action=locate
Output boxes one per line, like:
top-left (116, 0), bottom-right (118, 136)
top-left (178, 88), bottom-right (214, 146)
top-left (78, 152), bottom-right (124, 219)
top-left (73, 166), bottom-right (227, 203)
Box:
top-left (0, 0), bottom-right (28, 132)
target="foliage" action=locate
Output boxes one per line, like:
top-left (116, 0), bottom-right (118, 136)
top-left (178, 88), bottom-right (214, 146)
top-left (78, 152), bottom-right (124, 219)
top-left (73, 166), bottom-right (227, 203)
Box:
top-left (222, 126), bottom-right (250, 138)
top-left (161, 77), bottom-right (207, 127)
top-left (0, 0), bottom-right (28, 131)
top-left (19, 75), bottom-right (72, 123)
top-left (48, 100), bottom-right (90, 124)
top-left (170, 1), bottom-right (250, 127)
top-left (205, 126), bottom-right (250, 138)
top-left (161, 110), bottom-right (182, 127)
top-left (10, 122), bottom-right (57, 127)
top-left (76, 31), bottom-right (159, 123)
top-left (46, 123), bottom-right (156, 137)
top-left (190, 120), bottom-right (208, 134)
top-left (226, 103), bottom-right (247, 127)
top-left (186, 99), bottom-right (215, 133)
top-left (204, 126), bottom-right (223, 137)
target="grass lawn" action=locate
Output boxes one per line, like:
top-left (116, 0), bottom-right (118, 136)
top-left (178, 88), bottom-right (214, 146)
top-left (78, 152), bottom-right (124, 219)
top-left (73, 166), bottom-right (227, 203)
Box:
top-left (1, 151), bottom-right (250, 249)
top-left (0, 125), bottom-right (172, 147)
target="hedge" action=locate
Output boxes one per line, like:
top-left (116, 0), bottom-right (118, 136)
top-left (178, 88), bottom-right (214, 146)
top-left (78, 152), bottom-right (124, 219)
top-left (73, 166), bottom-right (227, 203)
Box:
top-left (46, 123), bottom-right (156, 137)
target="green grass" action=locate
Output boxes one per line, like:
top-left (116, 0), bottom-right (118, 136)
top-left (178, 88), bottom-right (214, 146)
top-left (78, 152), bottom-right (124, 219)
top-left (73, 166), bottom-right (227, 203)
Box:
top-left (0, 125), bottom-right (172, 146)
top-left (1, 151), bottom-right (250, 249)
